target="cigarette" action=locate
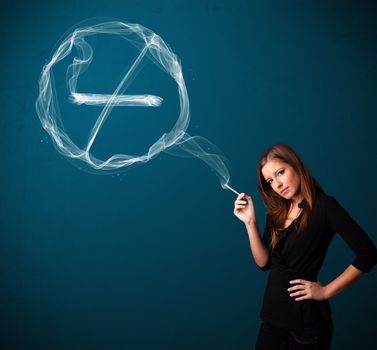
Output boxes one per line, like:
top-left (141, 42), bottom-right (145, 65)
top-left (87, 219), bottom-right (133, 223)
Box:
top-left (224, 184), bottom-right (240, 196)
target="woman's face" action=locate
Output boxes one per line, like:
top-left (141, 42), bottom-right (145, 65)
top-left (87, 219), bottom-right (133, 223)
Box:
top-left (261, 159), bottom-right (301, 201)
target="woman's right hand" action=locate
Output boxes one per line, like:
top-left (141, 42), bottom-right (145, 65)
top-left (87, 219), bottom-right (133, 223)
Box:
top-left (233, 193), bottom-right (257, 225)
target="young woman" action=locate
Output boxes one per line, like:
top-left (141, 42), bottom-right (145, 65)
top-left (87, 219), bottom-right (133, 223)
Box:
top-left (233, 143), bottom-right (377, 349)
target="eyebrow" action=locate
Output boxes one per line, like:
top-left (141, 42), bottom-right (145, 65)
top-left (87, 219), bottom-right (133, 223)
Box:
top-left (265, 168), bottom-right (283, 181)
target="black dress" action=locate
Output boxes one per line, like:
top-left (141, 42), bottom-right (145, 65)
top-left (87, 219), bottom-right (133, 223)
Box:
top-left (258, 191), bottom-right (377, 331)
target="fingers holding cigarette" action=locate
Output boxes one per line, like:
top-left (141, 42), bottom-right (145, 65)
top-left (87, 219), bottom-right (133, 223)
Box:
top-left (235, 193), bottom-right (248, 208)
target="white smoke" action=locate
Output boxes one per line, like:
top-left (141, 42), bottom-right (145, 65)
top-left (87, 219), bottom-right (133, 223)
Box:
top-left (36, 19), bottom-right (231, 188)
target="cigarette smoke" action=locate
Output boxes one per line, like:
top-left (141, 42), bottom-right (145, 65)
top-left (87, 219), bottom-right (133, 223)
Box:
top-left (36, 19), bottom-right (230, 188)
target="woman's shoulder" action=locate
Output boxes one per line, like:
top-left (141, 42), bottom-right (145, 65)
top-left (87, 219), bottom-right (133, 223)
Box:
top-left (315, 189), bottom-right (339, 200)
top-left (314, 190), bottom-right (330, 203)
top-left (313, 191), bottom-right (342, 213)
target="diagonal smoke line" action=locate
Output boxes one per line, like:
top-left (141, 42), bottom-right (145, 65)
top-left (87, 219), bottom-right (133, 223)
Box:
top-left (85, 44), bottom-right (149, 153)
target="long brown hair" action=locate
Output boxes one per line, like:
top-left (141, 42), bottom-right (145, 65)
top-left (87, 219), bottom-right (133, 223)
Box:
top-left (257, 143), bottom-right (325, 249)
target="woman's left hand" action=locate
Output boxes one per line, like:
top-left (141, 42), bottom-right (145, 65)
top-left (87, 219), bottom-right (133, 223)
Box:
top-left (288, 279), bottom-right (328, 301)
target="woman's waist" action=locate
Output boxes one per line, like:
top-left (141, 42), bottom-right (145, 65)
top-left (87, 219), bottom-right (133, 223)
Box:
top-left (270, 262), bottom-right (318, 281)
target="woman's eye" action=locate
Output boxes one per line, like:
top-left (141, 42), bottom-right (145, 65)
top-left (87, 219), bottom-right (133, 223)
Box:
top-left (267, 170), bottom-right (284, 184)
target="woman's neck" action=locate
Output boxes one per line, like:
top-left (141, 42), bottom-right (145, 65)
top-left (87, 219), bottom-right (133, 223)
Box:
top-left (290, 195), bottom-right (304, 208)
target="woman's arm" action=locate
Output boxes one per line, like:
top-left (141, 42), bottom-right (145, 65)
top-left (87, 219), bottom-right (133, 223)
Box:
top-left (245, 220), bottom-right (270, 269)
top-left (323, 264), bottom-right (364, 299)
top-left (233, 193), bottom-right (270, 270)
top-left (325, 195), bottom-right (377, 273)
top-left (288, 264), bottom-right (365, 301)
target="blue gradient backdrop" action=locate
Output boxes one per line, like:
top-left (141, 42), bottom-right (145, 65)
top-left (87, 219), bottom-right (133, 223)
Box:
top-left (0, 1), bottom-right (376, 349)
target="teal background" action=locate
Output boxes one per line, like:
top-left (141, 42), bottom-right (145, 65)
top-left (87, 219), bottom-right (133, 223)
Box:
top-left (1, 0), bottom-right (376, 349)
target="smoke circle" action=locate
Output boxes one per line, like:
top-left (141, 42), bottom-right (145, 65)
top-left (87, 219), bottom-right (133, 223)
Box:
top-left (36, 20), bottom-right (190, 173)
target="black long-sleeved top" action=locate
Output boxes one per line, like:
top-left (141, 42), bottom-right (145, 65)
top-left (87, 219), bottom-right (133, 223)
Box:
top-left (258, 191), bottom-right (377, 331)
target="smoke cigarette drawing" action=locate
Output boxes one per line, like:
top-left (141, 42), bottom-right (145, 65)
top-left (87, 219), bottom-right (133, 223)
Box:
top-left (36, 19), bottom-right (236, 190)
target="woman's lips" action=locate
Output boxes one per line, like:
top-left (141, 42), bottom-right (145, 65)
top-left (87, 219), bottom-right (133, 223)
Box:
top-left (281, 187), bottom-right (289, 194)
